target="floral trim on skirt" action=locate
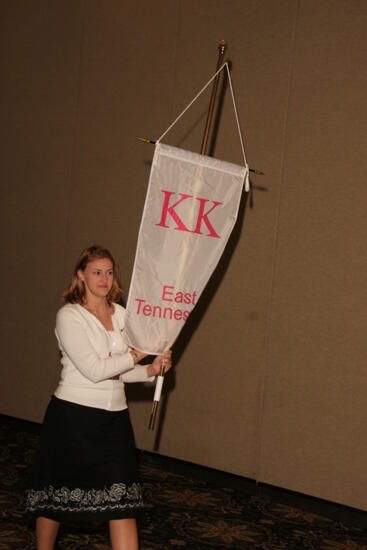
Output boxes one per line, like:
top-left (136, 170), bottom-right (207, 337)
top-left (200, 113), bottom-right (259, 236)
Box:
top-left (25, 396), bottom-right (144, 521)
top-left (26, 482), bottom-right (143, 516)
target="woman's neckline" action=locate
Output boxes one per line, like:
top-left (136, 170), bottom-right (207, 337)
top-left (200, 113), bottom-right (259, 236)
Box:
top-left (77, 303), bottom-right (116, 331)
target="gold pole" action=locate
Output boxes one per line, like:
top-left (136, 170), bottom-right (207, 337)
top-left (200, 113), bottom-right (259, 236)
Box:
top-left (147, 40), bottom-right (228, 432)
top-left (200, 39), bottom-right (227, 155)
top-left (148, 401), bottom-right (159, 431)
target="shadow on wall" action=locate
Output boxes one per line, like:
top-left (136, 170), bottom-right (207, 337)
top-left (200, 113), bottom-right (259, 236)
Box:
top-left (126, 183), bottom-right (252, 450)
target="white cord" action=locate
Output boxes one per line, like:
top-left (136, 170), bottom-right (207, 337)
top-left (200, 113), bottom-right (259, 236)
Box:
top-left (225, 64), bottom-right (250, 191)
top-left (157, 62), bottom-right (250, 191)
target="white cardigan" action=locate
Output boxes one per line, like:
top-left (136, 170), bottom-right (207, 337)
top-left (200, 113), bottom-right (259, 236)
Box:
top-left (54, 303), bottom-right (154, 411)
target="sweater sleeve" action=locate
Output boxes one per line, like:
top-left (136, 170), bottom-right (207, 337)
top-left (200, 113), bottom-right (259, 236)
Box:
top-left (121, 365), bottom-right (156, 383)
top-left (55, 307), bottom-right (134, 383)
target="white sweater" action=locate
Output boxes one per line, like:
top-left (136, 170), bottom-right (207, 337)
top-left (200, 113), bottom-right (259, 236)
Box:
top-left (54, 303), bottom-right (154, 411)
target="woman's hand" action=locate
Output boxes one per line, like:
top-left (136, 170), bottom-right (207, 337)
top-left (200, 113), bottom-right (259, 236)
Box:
top-left (147, 350), bottom-right (172, 377)
top-left (130, 348), bottom-right (147, 365)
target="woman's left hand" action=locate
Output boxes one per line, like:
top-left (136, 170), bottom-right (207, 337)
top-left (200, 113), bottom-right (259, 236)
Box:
top-left (147, 350), bottom-right (172, 377)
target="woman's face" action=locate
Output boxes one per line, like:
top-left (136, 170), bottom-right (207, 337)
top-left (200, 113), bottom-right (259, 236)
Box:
top-left (77, 257), bottom-right (114, 301)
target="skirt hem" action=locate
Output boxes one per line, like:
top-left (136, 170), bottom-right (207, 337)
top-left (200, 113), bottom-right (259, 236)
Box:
top-left (25, 507), bottom-right (143, 522)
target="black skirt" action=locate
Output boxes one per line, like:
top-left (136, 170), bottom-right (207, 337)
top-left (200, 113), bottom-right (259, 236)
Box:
top-left (25, 396), bottom-right (144, 522)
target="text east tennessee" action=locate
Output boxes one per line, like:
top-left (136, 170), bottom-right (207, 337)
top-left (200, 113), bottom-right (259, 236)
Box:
top-left (135, 285), bottom-right (197, 323)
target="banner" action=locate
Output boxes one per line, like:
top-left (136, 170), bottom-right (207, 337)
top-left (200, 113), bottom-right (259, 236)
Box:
top-left (124, 143), bottom-right (247, 355)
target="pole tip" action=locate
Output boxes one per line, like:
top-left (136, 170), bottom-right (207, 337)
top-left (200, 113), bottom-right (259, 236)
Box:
top-left (138, 137), bottom-right (156, 145)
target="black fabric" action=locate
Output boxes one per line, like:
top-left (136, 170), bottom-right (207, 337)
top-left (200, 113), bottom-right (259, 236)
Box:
top-left (25, 396), bottom-right (143, 521)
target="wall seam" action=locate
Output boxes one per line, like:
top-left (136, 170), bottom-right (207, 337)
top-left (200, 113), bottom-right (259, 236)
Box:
top-left (59, 0), bottom-right (86, 294)
top-left (167, 0), bottom-right (182, 137)
top-left (255, 0), bottom-right (301, 483)
top-left (141, 0), bottom-right (181, 451)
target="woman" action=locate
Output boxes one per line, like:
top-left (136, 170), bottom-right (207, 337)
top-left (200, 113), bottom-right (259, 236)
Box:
top-left (25, 245), bottom-right (172, 549)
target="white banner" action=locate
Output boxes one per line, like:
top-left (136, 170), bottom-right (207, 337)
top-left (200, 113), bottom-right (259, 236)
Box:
top-left (124, 143), bottom-right (247, 355)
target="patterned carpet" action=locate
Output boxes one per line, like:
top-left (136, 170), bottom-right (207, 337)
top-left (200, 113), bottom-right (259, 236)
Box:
top-left (1, 414), bottom-right (367, 549)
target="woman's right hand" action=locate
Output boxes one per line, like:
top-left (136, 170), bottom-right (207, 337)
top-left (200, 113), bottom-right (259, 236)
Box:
top-left (130, 348), bottom-right (147, 365)
top-left (148, 350), bottom-right (172, 377)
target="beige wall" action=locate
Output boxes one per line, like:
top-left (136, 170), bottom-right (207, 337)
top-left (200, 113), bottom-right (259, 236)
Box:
top-left (1, 0), bottom-right (367, 510)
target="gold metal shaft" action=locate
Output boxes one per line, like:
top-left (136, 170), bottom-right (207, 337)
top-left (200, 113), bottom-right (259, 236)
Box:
top-left (148, 401), bottom-right (159, 431)
top-left (200, 40), bottom-right (227, 155)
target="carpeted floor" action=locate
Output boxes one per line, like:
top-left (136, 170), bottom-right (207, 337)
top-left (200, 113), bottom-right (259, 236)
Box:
top-left (1, 414), bottom-right (367, 549)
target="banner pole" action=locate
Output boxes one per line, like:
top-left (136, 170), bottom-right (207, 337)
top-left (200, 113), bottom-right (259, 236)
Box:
top-left (147, 40), bottom-right (227, 431)
top-left (200, 39), bottom-right (227, 155)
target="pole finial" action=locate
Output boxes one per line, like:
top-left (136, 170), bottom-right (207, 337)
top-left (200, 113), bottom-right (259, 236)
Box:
top-left (218, 39), bottom-right (227, 53)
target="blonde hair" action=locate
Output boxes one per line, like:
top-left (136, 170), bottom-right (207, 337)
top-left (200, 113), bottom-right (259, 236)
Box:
top-left (62, 245), bottom-right (123, 305)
